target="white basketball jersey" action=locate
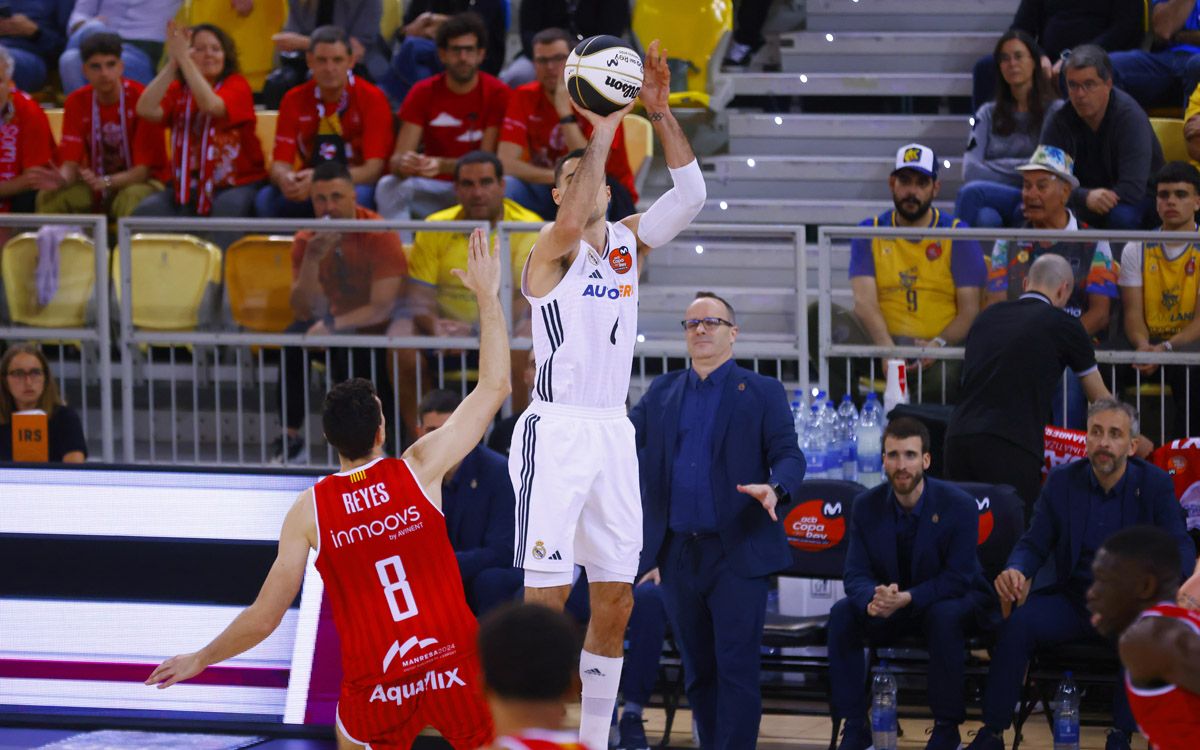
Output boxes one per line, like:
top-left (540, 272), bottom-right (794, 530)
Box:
top-left (522, 221), bottom-right (639, 410)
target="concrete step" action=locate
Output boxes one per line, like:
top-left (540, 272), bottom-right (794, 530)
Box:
top-left (697, 198), bottom-right (956, 225)
top-left (729, 71), bottom-right (972, 98)
top-left (727, 113), bottom-right (969, 158)
top-left (701, 155), bottom-right (963, 201)
top-left (806, 0), bottom-right (1017, 33)
top-left (643, 238), bottom-right (799, 288)
top-left (641, 285), bottom-right (800, 336)
top-left (780, 31), bottom-right (995, 74)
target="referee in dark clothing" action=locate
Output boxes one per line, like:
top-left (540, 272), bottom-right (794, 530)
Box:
top-left (945, 254), bottom-right (1111, 514)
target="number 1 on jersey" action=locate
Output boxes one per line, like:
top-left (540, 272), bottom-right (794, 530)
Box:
top-left (375, 555), bottom-right (419, 622)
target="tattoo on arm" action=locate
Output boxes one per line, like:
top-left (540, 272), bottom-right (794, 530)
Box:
top-left (648, 112), bottom-right (665, 122)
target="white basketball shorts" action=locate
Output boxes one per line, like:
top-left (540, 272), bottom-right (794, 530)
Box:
top-left (508, 401), bottom-right (643, 586)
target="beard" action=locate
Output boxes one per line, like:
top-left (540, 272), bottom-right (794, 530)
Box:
top-left (887, 467), bottom-right (924, 494)
top-left (893, 194), bottom-right (933, 223)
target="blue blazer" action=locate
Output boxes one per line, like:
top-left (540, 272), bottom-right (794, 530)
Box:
top-left (630, 363), bottom-right (806, 578)
top-left (1007, 457), bottom-right (1194, 584)
top-left (441, 444), bottom-right (516, 583)
top-left (844, 476), bottom-right (995, 617)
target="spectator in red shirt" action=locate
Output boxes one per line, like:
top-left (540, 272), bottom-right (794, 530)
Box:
top-left (36, 32), bottom-right (164, 222)
top-left (257, 25), bottom-right (394, 219)
top-left (498, 27), bottom-right (638, 220)
top-left (133, 21), bottom-right (266, 235)
top-left (0, 47), bottom-right (58, 214)
top-left (376, 12), bottom-right (509, 220)
top-left (273, 159), bottom-right (408, 464)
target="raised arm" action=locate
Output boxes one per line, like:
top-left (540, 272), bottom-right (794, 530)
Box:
top-left (145, 490), bottom-right (315, 688)
top-left (404, 229), bottom-right (512, 494)
top-left (1121, 616), bottom-right (1200, 694)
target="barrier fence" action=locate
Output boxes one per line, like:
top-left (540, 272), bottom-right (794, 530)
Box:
top-left (4, 216), bottom-right (1198, 466)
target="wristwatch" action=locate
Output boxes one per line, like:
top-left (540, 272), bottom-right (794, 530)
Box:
top-left (559, 114), bottom-right (577, 125)
top-left (769, 481), bottom-right (789, 506)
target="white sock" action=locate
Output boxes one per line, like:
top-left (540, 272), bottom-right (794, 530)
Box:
top-left (579, 649), bottom-right (623, 750)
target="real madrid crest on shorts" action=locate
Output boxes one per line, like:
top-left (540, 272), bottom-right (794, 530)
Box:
top-left (532, 540), bottom-right (547, 560)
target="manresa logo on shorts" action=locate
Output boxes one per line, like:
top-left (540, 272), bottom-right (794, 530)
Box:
top-left (604, 75), bottom-right (641, 100)
top-left (784, 499), bottom-right (847, 552)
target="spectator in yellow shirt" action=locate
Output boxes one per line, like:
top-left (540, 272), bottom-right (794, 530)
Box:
top-left (391, 150), bottom-right (543, 422)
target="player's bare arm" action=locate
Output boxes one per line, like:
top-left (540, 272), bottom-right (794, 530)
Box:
top-left (404, 228), bottom-right (511, 498)
top-left (525, 101), bottom-right (634, 297)
top-left (145, 490), bottom-right (316, 689)
top-left (619, 40), bottom-right (706, 265)
top-left (1120, 616), bottom-right (1200, 694)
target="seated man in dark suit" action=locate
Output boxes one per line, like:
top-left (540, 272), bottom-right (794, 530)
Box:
top-left (415, 389), bottom-right (519, 616)
top-left (831, 417), bottom-right (997, 750)
top-left (967, 398), bottom-right (1195, 750)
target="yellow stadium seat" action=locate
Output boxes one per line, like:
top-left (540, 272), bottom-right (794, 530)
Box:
top-left (225, 235), bottom-right (295, 333)
top-left (112, 233), bottom-right (221, 331)
top-left (381, 0), bottom-right (405, 42)
top-left (623, 113), bottom-right (654, 194)
top-left (256, 110), bottom-right (279, 162)
top-left (45, 108), bottom-right (63, 143)
top-left (1, 233), bottom-right (96, 328)
top-left (632, 0), bottom-right (733, 110)
top-left (1151, 117), bottom-right (1189, 163)
top-left (181, 0), bottom-right (287, 91)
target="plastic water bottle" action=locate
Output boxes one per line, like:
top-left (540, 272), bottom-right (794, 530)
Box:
top-left (1053, 672), bottom-right (1080, 750)
top-left (870, 661), bottom-right (899, 750)
top-left (856, 393), bottom-right (884, 486)
top-left (837, 394), bottom-right (859, 481)
top-left (801, 404), bottom-right (829, 479)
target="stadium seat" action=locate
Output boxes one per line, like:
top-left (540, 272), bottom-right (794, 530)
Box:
top-left (45, 108), bottom-right (63, 143)
top-left (224, 235), bottom-right (295, 333)
top-left (631, 0), bottom-right (733, 110)
top-left (1151, 118), bottom-right (1188, 163)
top-left (1, 232), bottom-right (96, 328)
top-left (623, 113), bottom-right (654, 195)
top-left (112, 233), bottom-right (221, 330)
top-left (181, 0), bottom-right (287, 91)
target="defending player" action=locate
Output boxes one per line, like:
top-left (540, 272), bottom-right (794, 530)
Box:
top-left (147, 229), bottom-right (511, 750)
top-left (1088, 526), bottom-right (1200, 750)
top-left (508, 39), bottom-right (705, 748)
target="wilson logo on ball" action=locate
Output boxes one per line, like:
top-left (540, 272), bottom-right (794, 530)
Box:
top-left (604, 76), bottom-right (641, 99)
top-left (564, 35), bottom-right (644, 116)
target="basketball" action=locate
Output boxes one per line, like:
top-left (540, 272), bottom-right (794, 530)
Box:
top-left (564, 35), bottom-right (644, 116)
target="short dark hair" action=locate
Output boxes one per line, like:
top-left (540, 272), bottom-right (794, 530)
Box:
top-left (1064, 44), bottom-right (1112, 82)
top-left (531, 27), bottom-right (572, 50)
top-left (309, 25), bottom-right (352, 55)
top-left (81, 31), bottom-right (123, 62)
top-left (1154, 160), bottom-right (1200, 194)
top-left (418, 389), bottom-right (461, 421)
top-left (553, 148), bottom-right (587, 186)
top-left (693, 291), bottom-right (736, 323)
top-left (454, 150), bottom-right (504, 182)
top-left (312, 159), bottom-right (353, 184)
top-left (478, 603), bottom-right (581, 701)
top-left (436, 12), bottom-right (487, 50)
top-left (1100, 526), bottom-right (1182, 586)
top-left (883, 416), bottom-right (931, 454)
top-left (322, 378), bottom-right (382, 460)
top-left (188, 24), bottom-right (239, 81)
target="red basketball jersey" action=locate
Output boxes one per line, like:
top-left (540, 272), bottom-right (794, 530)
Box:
top-left (313, 456), bottom-right (487, 743)
top-left (496, 729), bottom-right (592, 750)
top-left (1125, 603), bottom-right (1200, 750)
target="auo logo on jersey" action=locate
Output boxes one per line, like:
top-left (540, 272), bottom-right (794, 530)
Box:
top-left (330, 505), bottom-right (422, 548)
top-left (582, 283), bottom-right (633, 300)
top-left (368, 668), bottom-right (466, 706)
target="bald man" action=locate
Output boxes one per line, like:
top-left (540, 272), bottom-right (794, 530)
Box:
top-left (946, 254), bottom-right (1112, 514)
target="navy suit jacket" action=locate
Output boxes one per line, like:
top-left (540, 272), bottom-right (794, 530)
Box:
top-left (1007, 457), bottom-right (1194, 585)
top-left (441, 444), bottom-right (516, 583)
top-left (844, 476), bottom-right (994, 616)
top-left (630, 363), bottom-right (806, 578)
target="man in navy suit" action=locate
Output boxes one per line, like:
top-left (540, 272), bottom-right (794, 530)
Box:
top-left (967, 399), bottom-right (1194, 750)
top-left (830, 417), bottom-right (997, 750)
top-left (416, 389), bottom-right (520, 616)
top-left (629, 291), bottom-right (806, 749)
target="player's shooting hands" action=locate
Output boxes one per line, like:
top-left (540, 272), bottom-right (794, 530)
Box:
top-left (571, 98), bottom-right (635, 134)
top-left (451, 228), bottom-right (500, 301)
top-left (639, 39), bottom-right (670, 113)
top-left (145, 651), bottom-right (206, 689)
top-left (737, 483), bottom-right (779, 521)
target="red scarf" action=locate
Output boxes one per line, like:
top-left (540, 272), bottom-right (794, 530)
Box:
top-left (90, 81), bottom-right (133, 178)
top-left (171, 80), bottom-right (222, 215)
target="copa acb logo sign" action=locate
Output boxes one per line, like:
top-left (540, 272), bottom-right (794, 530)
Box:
top-left (784, 499), bottom-right (846, 552)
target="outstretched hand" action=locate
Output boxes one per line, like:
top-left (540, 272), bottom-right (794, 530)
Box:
top-left (639, 39), bottom-right (670, 112)
top-left (737, 483), bottom-right (779, 521)
top-left (571, 98), bottom-right (636, 133)
top-left (145, 651), bottom-right (206, 689)
top-left (451, 228), bottom-right (501, 302)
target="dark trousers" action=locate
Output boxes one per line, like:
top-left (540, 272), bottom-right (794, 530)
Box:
top-left (466, 567), bottom-right (523, 617)
top-left (661, 533), bottom-right (768, 749)
top-left (622, 580), bottom-right (669, 707)
top-left (944, 433), bottom-right (1044, 520)
top-left (981, 591), bottom-right (1136, 733)
top-left (828, 595), bottom-right (978, 724)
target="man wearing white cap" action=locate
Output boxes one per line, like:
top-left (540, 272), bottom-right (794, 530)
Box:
top-left (830, 143), bottom-right (987, 402)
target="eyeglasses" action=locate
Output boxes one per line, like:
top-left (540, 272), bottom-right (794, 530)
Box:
top-left (680, 317), bottom-right (734, 331)
top-left (1066, 79), bottom-right (1105, 94)
top-left (6, 368), bottom-right (44, 381)
top-left (533, 54), bottom-right (568, 66)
